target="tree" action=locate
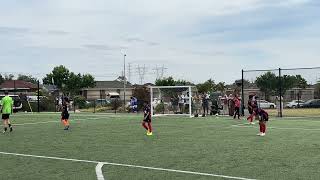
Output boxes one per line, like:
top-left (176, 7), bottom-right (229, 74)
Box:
top-left (65, 73), bottom-right (82, 96)
top-left (133, 86), bottom-right (150, 111)
top-left (256, 72), bottom-right (308, 100)
top-left (81, 74), bottom-right (95, 88)
top-left (215, 82), bottom-right (226, 92)
top-left (0, 74), bottom-right (4, 84)
top-left (17, 74), bottom-right (38, 84)
top-left (256, 72), bottom-right (278, 100)
top-left (43, 65), bottom-right (95, 96)
top-left (155, 77), bottom-right (176, 86)
top-left (43, 65), bottom-right (70, 90)
top-left (4, 74), bottom-right (14, 80)
top-left (196, 79), bottom-right (215, 94)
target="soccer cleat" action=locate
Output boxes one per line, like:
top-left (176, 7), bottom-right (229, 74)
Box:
top-left (260, 133), bottom-right (266, 136)
top-left (2, 131), bottom-right (6, 134)
top-left (147, 132), bottom-right (153, 136)
top-left (257, 133), bottom-right (262, 136)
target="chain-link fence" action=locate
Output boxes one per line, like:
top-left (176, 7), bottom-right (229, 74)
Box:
top-left (242, 67), bottom-right (320, 118)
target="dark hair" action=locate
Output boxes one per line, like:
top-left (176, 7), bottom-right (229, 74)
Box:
top-left (4, 91), bottom-right (9, 95)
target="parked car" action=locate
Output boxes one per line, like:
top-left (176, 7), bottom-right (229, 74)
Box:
top-left (285, 100), bottom-right (305, 108)
top-left (27, 96), bottom-right (47, 102)
top-left (0, 95), bottom-right (23, 112)
top-left (107, 92), bottom-right (120, 102)
top-left (301, 99), bottom-right (320, 108)
top-left (257, 100), bottom-right (276, 109)
top-left (96, 99), bottom-right (111, 105)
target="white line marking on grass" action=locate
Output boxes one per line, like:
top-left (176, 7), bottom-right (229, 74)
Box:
top-left (0, 151), bottom-right (257, 180)
top-left (13, 118), bottom-right (106, 126)
top-left (232, 124), bottom-right (320, 131)
top-left (96, 162), bottom-right (105, 180)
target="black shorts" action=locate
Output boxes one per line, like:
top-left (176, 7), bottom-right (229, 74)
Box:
top-left (260, 115), bottom-right (269, 122)
top-left (62, 114), bottom-right (70, 120)
top-left (143, 118), bottom-right (152, 123)
top-left (248, 109), bottom-right (253, 115)
top-left (2, 114), bottom-right (10, 120)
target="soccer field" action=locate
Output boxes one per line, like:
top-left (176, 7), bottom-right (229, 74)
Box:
top-left (0, 113), bottom-right (320, 180)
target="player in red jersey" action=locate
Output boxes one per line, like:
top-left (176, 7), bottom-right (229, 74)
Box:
top-left (233, 95), bottom-right (241, 119)
top-left (256, 108), bottom-right (269, 136)
top-left (247, 95), bottom-right (257, 125)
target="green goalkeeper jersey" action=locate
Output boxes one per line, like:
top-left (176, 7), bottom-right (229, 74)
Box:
top-left (1, 96), bottom-right (14, 114)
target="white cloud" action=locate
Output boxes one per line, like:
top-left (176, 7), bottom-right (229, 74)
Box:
top-left (0, 0), bottom-right (318, 84)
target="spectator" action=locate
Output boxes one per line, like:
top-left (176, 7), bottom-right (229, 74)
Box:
top-left (178, 94), bottom-right (185, 114)
top-left (130, 96), bottom-right (138, 113)
top-left (233, 95), bottom-right (241, 119)
top-left (184, 92), bottom-right (190, 114)
top-left (202, 93), bottom-right (209, 116)
top-left (222, 94), bottom-right (229, 115)
top-left (193, 94), bottom-right (202, 117)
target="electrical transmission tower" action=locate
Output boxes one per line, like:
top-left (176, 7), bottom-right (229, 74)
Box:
top-left (127, 63), bottom-right (132, 83)
top-left (153, 65), bottom-right (167, 79)
top-left (136, 65), bottom-right (147, 84)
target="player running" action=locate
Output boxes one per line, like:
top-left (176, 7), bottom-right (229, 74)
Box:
top-left (61, 105), bottom-right (70, 130)
top-left (1, 91), bottom-right (14, 134)
top-left (61, 97), bottom-right (70, 130)
top-left (142, 101), bottom-right (152, 136)
top-left (256, 108), bottom-right (269, 137)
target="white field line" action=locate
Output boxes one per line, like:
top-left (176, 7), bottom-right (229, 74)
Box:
top-left (96, 162), bottom-right (105, 180)
top-left (13, 113), bottom-right (139, 118)
top-left (0, 151), bottom-right (257, 180)
top-left (232, 124), bottom-right (320, 131)
top-left (13, 117), bottom-right (106, 126)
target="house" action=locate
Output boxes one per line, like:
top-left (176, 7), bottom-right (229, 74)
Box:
top-left (81, 81), bottom-right (134, 102)
top-left (0, 80), bottom-right (38, 95)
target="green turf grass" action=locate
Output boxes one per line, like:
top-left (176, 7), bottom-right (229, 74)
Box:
top-left (0, 113), bottom-right (320, 180)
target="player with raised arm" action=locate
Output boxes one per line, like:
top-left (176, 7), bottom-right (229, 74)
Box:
top-left (1, 91), bottom-right (14, 133)
top-left (142, 101), bottom-right (152, 136)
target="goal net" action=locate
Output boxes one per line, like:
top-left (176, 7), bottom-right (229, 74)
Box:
top-left (150, 86), bottom-right (193, 118)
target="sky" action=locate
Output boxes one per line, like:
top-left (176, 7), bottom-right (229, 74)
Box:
top-left (0, 0), bottom-right (320, 84)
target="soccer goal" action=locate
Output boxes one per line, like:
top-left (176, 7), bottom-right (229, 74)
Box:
top-left (150, 86), bottom-right (193, 118)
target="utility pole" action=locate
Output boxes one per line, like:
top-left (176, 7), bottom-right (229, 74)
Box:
top-left (123, 54), bottom-right (126, 109)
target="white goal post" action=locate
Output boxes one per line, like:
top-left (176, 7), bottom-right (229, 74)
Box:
top-left (149, 86), bottom-right (193, 118)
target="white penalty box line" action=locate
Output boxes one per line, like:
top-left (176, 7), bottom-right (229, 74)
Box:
top-left (0, 151), bottom-right (256, 180)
